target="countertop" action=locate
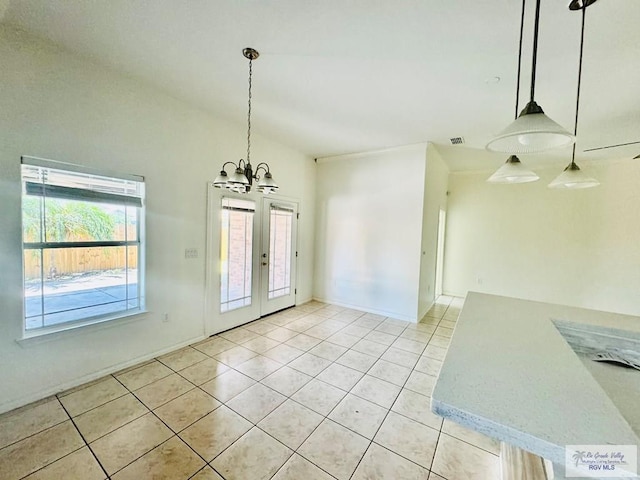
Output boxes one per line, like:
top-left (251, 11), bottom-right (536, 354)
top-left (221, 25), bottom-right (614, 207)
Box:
top-left (431, 292), bottom-right (640, 473)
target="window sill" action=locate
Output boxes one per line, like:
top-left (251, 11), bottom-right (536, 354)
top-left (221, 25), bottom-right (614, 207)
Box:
top-left (16, 309), bottom-right (149, 348)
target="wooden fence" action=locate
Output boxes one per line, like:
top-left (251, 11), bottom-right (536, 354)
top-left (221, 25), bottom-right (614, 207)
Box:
top-left (24, 246), bottom-right (138, 280)
top-left (23, 225), bottom-right (139, 280)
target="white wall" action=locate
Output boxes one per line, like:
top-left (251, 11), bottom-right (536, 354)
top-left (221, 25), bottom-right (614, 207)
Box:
top-left (313, 145), bottom-right (426, 321)
top-left (443, 160), bottom-right (640, 316)
top-left (417, 144), bottom-right (449, 319)
top-left (0, 26), bottom-right (315, 413)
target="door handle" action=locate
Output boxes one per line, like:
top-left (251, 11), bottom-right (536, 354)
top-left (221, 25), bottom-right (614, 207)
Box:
top-left (262, 262), bottom-right (268, 266)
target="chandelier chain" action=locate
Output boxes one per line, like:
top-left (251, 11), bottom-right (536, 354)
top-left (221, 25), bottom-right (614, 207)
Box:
top-left (247, 57), bottom-right (252, 165)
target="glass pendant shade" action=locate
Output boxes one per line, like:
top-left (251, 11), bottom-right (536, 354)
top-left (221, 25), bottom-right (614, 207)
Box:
top-left (213, 170), bottom-right (228, 188)
top-left (487, 155), bottom-right (539, 184)
top-left (548, 162), bottom-right (599, 189)
top-left (486, 101), bottom-right (575, 154)
top-left (257, 172), bottom-right (279, 193)
top-left (228, 167), bottom-right (249, 185)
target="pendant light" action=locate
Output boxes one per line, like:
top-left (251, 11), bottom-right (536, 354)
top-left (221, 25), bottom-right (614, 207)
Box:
top-left (487, 0), bottom-right (539, 184)
top-left (488, 156), bottom-right (539, 184)
top-left (549, 2), bottom-right (599, 189)
top-left (486, 0), bottom-right (575, 154)
top-left (213, 48), bottom-right (279, 194)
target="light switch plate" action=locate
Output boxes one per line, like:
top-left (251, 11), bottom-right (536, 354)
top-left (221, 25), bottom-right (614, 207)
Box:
top-left (184, 248), bottom-right (198, 259)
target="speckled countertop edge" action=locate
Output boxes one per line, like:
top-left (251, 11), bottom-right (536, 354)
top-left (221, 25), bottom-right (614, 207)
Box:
top-left (431, 292), bottom-right (640, 469)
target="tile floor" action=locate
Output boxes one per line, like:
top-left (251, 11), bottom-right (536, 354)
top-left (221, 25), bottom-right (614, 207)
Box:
top-left (0, 296), bottom-right (501, 480)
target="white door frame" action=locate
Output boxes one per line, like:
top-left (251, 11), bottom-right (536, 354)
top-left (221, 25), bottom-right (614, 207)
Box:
top-left (204, 183), bottom-right (300, 336)
top-left (260, 197), bottom-right (299, 316)
top-left (435, 208), bottom-right (446, 298)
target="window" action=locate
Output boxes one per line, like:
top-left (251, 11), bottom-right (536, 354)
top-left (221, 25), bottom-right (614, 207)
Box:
top-left (220, 197), bottom-right (254, 312)
top-left (21, 157), bottom-right (145, 333)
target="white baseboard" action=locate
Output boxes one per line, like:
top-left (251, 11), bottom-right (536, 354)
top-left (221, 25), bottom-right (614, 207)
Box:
top-left (312, 296), bottom-right (418, 323)
top-left (0, 334), bottom-right (206, 415)
top-left (443, 290), bottom-right (467, 299)
top-left (296, 295), bottom-right (313, 306)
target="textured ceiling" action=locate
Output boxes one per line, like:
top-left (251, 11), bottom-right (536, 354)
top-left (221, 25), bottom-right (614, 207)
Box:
top-left (2, 0), bottom-right (639, 170)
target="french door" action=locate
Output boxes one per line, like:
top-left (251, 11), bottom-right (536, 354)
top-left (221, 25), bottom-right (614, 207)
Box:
top-left (206, 185), bottom-right (298, 334)
top-left (260, 200), bottom-right (298, 316)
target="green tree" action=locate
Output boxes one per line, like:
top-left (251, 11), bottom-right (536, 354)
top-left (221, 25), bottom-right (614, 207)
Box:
top-left (22, 197), bottom-right (115, 242)
top-left (23, 197), bottom-right (116, 277)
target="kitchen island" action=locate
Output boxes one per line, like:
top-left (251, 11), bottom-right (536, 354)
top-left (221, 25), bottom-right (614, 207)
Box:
top-left (431, 292), bottom-right (640, 478)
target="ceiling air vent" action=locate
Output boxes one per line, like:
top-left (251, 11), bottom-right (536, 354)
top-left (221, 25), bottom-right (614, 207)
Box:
top-left (450, 137), bottom-right (464, 145)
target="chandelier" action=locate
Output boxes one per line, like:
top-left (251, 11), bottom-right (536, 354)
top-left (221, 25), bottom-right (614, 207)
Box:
top-left (213, 48), bottom-right (279, 194)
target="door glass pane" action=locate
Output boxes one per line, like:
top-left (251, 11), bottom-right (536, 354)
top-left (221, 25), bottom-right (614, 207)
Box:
top-left (220, 198), bottom-right (255, 312)
top-left (268, 205), bottom-right (293, 299)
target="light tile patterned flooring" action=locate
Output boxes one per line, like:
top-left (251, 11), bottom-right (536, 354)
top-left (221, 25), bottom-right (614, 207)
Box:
top-left (0, 297), bottom-right (501, 480)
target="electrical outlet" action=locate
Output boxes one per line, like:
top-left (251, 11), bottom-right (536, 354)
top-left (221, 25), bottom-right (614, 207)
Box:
top-left (184, 248), bottom-right (198, 259)
top-left (162, 313), bottom-right (169, 323)
top-left (477, 276), bottom-right (483, 285)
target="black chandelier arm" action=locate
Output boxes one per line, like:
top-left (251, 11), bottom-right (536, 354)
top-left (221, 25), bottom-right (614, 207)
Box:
top-left (220, 161), bottom-right (239, 172)
top-left (254, 162), bottom-right (271, 175)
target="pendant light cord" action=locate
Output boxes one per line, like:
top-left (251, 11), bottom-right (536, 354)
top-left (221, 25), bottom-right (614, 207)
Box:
top-left (515, 0), bottom-right (526, 119)
top-left (529, 0), bottom-right (541, 103)
top-left (247, 57), bottom-right (253, 165)
top-left (571, 6), bottom-right (586, 165)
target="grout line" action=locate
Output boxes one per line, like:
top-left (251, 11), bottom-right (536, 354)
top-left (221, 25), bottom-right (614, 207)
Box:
top-left (430, 425), bottom-right (445, 475)
top-left (55, 396), bottom-right (111, 480)
top-left (437, 430), bottom-right (501, 458)
top-left (345, 326), bottom-right (432, 479)
top-left (110, 374), bottom-right (214, 477)
top-left (57, 390), bottom-right (130, 420)
top-left (0, 411), bottom-right (70, 453)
